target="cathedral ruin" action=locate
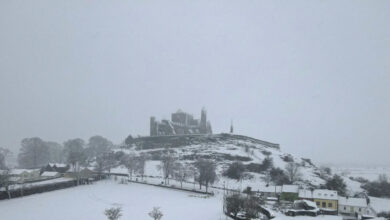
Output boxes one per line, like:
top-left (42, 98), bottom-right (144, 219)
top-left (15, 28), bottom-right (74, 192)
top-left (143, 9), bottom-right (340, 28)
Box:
top-left (150, 108), bottom-right (212, 136)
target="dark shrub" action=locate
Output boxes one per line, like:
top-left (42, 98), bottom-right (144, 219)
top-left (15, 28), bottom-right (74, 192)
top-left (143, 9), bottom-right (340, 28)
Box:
top-left (246, 157), bottom-right (273, 174)
top-left (323, 174), bottom-right (347, 196)
top-left (269, 167), bottom-right (290, 185)
top-left (301, 158), bottom-right (314, 166)
top-left (377, 211), bottom-right (390, 219)
top-left (281, 155), bottom-right (294, 162)
top-left (362, 179), bottom-right (390, 198)
top-left (261, 150), bottom-right (271, 156)
top-left (223, 162), bottom-right (246, 180)
top-left (114, 151), bottom-right (125, 161)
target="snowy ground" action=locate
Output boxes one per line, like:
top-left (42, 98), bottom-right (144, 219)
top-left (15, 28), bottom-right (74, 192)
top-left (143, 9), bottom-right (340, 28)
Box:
top-left (0, 179), bottom-right (223, 220)
top-left (0, 179), bottom-right (344, 220)
top-left (332, 166), bottom-right (390, 182)
top-left (369, 196), bottom-right (390, 213)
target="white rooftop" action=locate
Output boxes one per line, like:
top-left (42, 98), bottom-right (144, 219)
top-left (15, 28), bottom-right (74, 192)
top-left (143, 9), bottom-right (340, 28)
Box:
top-left (41, 171), bottom-right (60, 177)
top-left (282, 185), bottom-right (299, 193)
top-left (48, 163), bottom-right (68, 168)
top-left (9, 169), bottom-right (39, 175)
top-left (339, 197), bottom-right (368, 207)
top-left (255, 185), bottom-right (282, 193)
top-left (299, 189), bottom-right (338, 200)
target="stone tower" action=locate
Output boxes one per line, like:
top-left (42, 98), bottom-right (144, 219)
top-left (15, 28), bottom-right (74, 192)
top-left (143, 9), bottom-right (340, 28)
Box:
top-left (150, 117), bottom-right (157, 136)
top-left (200, 108), bottom-right (207, 134)
top-left (230, 120), bottom-right (234, 133)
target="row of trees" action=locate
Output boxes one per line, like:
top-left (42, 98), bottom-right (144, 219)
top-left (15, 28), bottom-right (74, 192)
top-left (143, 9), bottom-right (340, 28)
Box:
top-left (121, 153), bottom-right (146, 180)
top-left (17, 136), bottom-right (114, 169)
top-left (223, 157), bottom-right (303, 185)
top-left (157, 153), bottom-right (217, 192)
top-left (0, 147), bottom-right (11, 170)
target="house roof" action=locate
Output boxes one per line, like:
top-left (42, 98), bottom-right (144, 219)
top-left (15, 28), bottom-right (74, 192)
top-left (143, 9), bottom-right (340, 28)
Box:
top-left (282, 185), bottom-right (299, 193)
top-left (339, 197), bottom-right (367, 207)
top-left (299, 189), bottom-right (338, 200)
top-left (48, 163), bottom-right (68, 168)
top-left (9, 169), bottom-right (39, 175)
top-left (256, 185), bottom-right (282, 193)
top-left (41, 171), bottom-right (60, 177)
top-left (9, 176), bottom-right (20, 182)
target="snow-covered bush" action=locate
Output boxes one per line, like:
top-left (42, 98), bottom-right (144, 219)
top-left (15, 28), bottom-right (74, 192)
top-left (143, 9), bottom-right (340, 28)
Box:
top-left (104, 207), bottom-right (122, 220)
top-left (148, 207), bottom-right (163, 220)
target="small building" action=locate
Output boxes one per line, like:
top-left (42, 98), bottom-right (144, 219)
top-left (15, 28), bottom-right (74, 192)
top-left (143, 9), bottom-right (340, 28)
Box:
top-left (299, 189), bottom-right (338, 212)
top-left (44, 163), bottom-right (70, 174)
top-left (40, 171), bottom-right (61, 179)
top-left (64, 167), bottom-right (95, 184)
top-left (9, 169), bottom-right (40, 183)
top-left (255, 185), bottom-right (282, 199)
top-left (281, 185), bottom-right (299, 201)
top-left (338, 197), bottom-right (376, 217)
top-left (79, 168), bottom-right (95, 180)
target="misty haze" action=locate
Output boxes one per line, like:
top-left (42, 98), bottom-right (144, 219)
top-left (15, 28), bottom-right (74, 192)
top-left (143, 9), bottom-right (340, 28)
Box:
top-left (0, 1), bottom-right (389, 220)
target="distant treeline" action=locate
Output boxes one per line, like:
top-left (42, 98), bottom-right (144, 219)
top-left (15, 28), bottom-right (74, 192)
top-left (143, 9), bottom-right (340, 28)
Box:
top-left (361, 174), bottom-right (390, 198)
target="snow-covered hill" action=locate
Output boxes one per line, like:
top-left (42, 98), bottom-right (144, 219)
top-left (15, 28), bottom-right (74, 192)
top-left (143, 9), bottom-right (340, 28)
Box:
top-left (120, 133), bottom-right (326, 190)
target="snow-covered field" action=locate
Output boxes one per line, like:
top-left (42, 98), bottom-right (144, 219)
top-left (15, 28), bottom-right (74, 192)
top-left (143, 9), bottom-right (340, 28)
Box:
top-left (0, 179), bottom-right (344, 220)
top-left (370, 196), bottom-right (390, 213)
top-left (0, 179), bottom-right (223, 220)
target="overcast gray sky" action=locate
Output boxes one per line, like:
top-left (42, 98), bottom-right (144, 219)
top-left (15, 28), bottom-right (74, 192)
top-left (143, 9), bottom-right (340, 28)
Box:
top-left (1, 0), bottom-right (389, 166)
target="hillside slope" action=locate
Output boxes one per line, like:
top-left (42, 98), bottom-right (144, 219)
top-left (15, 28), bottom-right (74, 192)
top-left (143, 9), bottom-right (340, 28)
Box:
top-left (121, 133), bottom-right (325, 190)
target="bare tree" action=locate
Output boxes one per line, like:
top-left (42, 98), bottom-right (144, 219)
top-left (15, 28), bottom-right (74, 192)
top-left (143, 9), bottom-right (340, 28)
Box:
top-left (224, 192), bottom-right (243, 220)
top-left (18, 137), bottom-right (50, 168)
top-left (0, 148), bottom-right (13, 199)
top-left (159, 153), bottom-right (176, 185)
top-left (121, 153), bottom-right (137, 180)
top-left (378, 174), bottom-right (388, 183)
top-left (87, 135), bottom-right (113, 159)
top-left (285, 162), bottom-right (302, 184)
top-left (173, 162), bottom-right (190, 188)
top-left (136, 155), bottom-right (146, 180)
top-left (124, 135), bottom-right (134, 146)
top-left (319, 166), bottom-right (332, 179)
top-left (104, 207), bottom-right (122, 220)
top-left (46, 141), bottom-right (64, 163)
top-left (0, 169), bottom-right (11, 199)
top-left (263, 169), bottom-right (272, 185)
top-left (95, 155), bottom-right (106, 177)
top-left (195, 159), bottom-right (217, 192)
top-left (148, 207), bottom-right (163, 220)
top-left (189, 166), bottom-right (198, 189)
top-left (63, 138), bottom-right (86, 168)
top-left (104, 152), bottom-right (117, 173)
top-left (0, 148), bottom-right (11, 170)
top-left (94, 152), bottom-right (116, 177)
